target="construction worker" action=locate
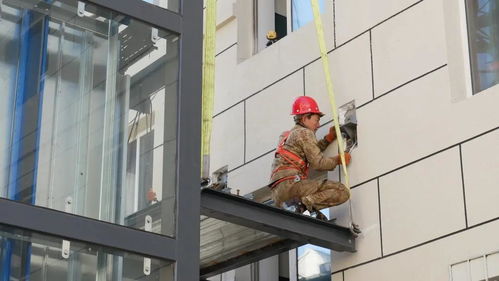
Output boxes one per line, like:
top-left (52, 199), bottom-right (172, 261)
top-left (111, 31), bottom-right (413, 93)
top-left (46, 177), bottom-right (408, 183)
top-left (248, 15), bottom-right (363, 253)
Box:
top-left (268, 96), bottom-right (351, 221)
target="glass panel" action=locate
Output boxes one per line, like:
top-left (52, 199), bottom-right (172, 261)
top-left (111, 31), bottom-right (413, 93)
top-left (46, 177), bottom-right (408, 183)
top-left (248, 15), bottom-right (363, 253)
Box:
top-left (0, 0), bottom-right (179, 237)
top-left (0, 3), bottom-right (20, 200)
top-left (470, 257), bottom-right (486, 281)
top-left (466, 0), bottom-right (499, 94)
top-left (487, 252), bottom-right (499, 280)
top-left (143, 0), bottom-right (179, 13)
top-left (291, 0), bottom-right (324, 31)
top-left (451, 261), bottom-right (470, 281)
top-left (0, 224), bottom-right (174, 281)
top-left (297, 209), bottom-right (331, 281)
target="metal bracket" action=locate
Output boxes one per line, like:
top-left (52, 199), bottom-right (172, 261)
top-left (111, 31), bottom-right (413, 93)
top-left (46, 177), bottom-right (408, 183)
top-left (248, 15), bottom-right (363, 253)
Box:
top-left (209, 165), bottom-right (229, 192)
top-left (339, 100), bottom-right (358, 153)
top-left (61, 197), bottom-right (73, 259)
top-left (145, 215), bottom-right (152, 232)
top-left (143, 215), bottom-right (152, 275)
top-left (151, 28), bottom-right (160, 44)
top-left (62, 240), bottom-right (70, 259)
top-left (77, 1), bottom-right (85, 17)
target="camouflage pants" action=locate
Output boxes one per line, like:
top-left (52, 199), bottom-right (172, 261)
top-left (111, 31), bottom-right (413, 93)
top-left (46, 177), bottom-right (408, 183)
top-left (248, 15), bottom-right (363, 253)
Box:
top-left (271, 178), bottom-right (350, 211)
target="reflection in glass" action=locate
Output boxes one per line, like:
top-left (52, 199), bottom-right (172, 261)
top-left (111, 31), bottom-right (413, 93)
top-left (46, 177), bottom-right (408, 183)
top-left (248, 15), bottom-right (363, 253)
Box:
top-left (0, 224), bottom-right (173, 281)
top-left (297, 209), bottom-right (331, 281)
top-left (0, 0), bottom-right (179, 237)
top-left (292, 0), bottom-right (324, 31)
top-left (142, 0), bottom-right (179, 13)
top-left (466, 0), bottom-right (499, 93)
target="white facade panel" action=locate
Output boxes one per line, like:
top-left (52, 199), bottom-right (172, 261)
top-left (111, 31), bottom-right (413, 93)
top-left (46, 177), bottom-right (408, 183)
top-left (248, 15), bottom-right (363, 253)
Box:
top-left (216, 19), bottom-right (237, 55)
top-left (379, 148), bottom-right (465, 255)
top-left (210, 103), bottom-right (245, 173)
top-left (330, 180), bottom-right (382, 271)
top-left (371, 0), bottom-right (447, 96)
top-left (214, 45), bottom-right (238, 114)
top-left (229, 152), bottom-right (274, 196)
top-left (217, 0), bottom-right (235, 26)
top-left (304, 32), bottom-right (373, 123)
top-left (245, 70), bottom-right (303, 161)
top-left (332, 272), bottom-right (343, 281)
top-left (461, 129), bottom-right (499, 227)
top-left (335, 0), bottom-right (419, 45)
top-left (351, 68), bottom-right (499, 187)
top-left (344, 220), bottom-right (499, 281)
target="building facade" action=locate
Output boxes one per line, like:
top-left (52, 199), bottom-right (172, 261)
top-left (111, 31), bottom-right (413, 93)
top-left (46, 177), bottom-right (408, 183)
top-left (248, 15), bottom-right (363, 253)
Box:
top-left (0, 0), bottom-right (203, 280)
top-left (209, 0), bottom-right (499, 280)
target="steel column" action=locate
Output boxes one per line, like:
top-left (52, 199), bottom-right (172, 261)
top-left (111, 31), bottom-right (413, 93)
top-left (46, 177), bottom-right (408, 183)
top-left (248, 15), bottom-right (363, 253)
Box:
top-left (175, 0), bottom-right (204, 279)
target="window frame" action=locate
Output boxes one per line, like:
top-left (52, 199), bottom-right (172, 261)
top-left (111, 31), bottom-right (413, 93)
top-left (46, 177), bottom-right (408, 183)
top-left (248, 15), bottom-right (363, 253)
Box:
top-left (443, 0), bottom-right (499, 101)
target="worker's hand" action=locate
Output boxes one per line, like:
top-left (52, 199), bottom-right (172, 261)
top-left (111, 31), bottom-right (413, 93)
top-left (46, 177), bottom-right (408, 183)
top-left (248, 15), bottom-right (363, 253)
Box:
top-left (325, 126), bottom-right (337, 143)
top-left (334, 152), bottom-right (351, 166)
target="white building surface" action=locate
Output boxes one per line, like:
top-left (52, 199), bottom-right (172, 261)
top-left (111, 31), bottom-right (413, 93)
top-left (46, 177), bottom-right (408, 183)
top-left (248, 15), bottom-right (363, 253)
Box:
top-left (208, 0), bottom-right (499, 280)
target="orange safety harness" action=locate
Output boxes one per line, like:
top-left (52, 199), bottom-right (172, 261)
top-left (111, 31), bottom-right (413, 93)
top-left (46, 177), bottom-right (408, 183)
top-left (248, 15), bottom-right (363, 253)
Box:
top-left (269, 131), bottom-right (309, 189)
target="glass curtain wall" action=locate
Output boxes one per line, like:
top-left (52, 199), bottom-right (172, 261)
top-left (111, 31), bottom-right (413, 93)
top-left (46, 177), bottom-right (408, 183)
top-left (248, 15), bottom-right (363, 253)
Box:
top-left (0, 0), bottom-right (179, 237)
top-left (0, 224), bottom-right (173, 281)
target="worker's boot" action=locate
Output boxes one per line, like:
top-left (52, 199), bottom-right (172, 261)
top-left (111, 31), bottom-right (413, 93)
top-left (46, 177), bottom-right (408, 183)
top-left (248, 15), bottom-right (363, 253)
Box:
top-left (301, 196), bottom-right (314, 213)
top-left (310, 209), bottom-right (328, 221)
top-left (283, 200), bottom-right (306, 214)
top-left (295, 202), bottom-right (307, 214)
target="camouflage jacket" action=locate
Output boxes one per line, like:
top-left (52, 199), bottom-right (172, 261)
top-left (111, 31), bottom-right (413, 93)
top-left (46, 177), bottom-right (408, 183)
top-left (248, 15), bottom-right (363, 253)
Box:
top-left (269, 125), bottom-right (339, 184)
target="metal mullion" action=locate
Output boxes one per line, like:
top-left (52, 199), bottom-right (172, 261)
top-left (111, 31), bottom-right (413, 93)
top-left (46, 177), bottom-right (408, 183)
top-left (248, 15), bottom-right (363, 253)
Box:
top-left (0, 198), bottom-right (177, 261)
top-left (175, 0), bottom-right (203, 279)
top-left (83, 0), bottom-right (182, 34)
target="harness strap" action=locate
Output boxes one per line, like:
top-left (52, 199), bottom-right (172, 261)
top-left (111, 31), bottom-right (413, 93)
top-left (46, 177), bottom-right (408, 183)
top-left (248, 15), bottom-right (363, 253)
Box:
top-left (270, 131), bottom-right (309, 185)
top-left (269, 175), bottom-right (298, 189)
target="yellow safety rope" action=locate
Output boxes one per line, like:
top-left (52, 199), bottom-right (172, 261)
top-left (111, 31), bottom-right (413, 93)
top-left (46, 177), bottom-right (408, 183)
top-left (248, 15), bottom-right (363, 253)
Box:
top-left (311, 0), bottom-right (360, 235)
top-left (310, 0), bottom-right (349, 190)
top-left (201, 0), bottom-right (217, 179)
top-left (310, 0), bottom-right (361, 233)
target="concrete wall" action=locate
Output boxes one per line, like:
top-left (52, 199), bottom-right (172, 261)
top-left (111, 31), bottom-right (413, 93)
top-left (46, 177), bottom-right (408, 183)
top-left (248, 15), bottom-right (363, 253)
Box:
top-left (210, 0), bottom-right (499, 279)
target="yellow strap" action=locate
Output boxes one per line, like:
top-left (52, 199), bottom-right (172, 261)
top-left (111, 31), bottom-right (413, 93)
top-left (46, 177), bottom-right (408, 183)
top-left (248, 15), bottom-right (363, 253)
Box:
top-left (310, 0), bottom-right (350, 190)
top-left (201, 0), bottom-right (217, 178)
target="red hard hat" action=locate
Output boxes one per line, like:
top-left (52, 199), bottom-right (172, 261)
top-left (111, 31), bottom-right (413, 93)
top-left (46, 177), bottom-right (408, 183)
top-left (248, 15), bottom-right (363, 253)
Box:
top-left (291, 96), bottom-right (324, 116)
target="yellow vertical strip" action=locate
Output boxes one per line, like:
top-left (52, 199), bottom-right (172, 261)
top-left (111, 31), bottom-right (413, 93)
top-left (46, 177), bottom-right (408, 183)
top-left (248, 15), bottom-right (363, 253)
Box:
top-left (201, 0), bottom-right (217, 179)
top-left (310, 0), bottom-right (350, 190)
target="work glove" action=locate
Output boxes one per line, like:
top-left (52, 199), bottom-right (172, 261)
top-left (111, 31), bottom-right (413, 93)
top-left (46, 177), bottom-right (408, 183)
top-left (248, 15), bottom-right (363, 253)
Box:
top-left (325, 126), bottom-right (337, 143)
top-left (333, 152), bottom-right (351, 166)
